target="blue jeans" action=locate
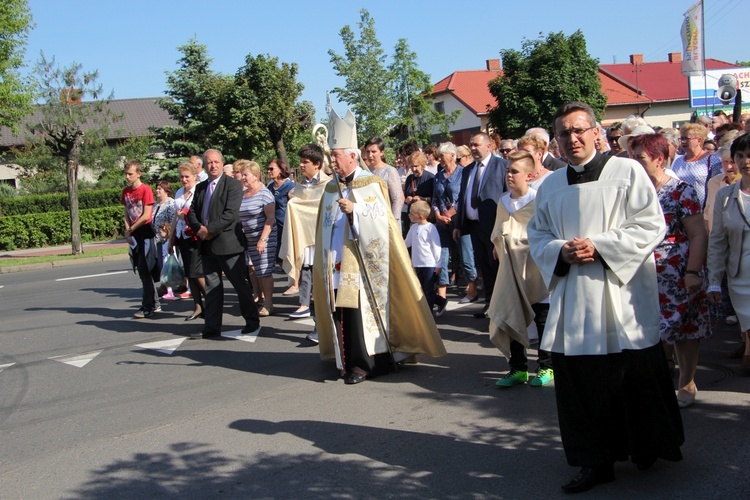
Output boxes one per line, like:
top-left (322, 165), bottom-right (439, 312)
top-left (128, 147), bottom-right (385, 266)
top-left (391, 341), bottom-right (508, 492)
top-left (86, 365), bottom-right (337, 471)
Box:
top-left (459, 234), bottom-right (477, 283)
top-left (438, 247), bottom-right (451, 286)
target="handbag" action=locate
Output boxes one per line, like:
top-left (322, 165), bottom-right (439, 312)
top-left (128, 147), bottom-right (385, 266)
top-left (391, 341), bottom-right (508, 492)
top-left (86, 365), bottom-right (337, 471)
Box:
top-left (160, 252), bottom-right (185, 288)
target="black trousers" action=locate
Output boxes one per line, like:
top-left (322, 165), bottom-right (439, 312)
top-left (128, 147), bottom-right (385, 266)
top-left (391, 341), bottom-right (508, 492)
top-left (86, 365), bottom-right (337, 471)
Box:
top-left (133, 237), bottom-right (158, 310)
top-left (466, 219), bottom-right (498, 304)
top-left (414, 266), bottom-right (437, 310)
top-left (551, 343), bottom-right (684, 468)
top-left (334, 301), bottom-right (390, 376)
top-left (202, 250), bottom-right (260, 335)
top-left (508, 303), bottom-right (552, 372)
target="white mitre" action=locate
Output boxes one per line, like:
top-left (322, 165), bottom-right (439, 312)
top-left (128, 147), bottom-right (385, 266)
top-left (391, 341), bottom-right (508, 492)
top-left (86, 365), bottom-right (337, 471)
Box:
top-left (328, 107), bottom-right (358, 150)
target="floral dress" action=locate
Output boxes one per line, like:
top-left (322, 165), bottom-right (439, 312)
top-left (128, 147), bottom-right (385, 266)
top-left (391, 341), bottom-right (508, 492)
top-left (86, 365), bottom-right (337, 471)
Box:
top-left (655, 177), bottom-right (711, 343)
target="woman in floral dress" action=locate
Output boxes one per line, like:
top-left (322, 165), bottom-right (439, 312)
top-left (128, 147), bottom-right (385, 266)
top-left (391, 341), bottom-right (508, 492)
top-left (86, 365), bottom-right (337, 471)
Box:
top-left (632, 134), bottom-right (709, 409)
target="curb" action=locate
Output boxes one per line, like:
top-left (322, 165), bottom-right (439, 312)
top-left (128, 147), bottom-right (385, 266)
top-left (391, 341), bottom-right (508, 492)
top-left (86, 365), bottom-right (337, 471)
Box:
top-left (0, 253), bottom-right (130, 274)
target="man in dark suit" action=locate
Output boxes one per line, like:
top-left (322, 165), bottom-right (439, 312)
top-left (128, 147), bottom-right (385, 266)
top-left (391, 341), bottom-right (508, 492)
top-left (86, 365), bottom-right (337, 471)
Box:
top-left (453, 132), bottom-right (508, 317)
top-left (188, 149), bottom-right (260, 338)
top-left (526, 127), bottom-right (567, 171)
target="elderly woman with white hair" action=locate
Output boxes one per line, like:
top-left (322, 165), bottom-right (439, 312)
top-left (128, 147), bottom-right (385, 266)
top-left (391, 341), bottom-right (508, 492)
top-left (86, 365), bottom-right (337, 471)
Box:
top-left (432, 142), bottom-right (478, 315)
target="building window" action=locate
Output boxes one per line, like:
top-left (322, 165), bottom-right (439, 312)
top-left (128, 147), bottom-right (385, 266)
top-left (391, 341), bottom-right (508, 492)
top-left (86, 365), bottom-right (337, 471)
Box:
top-left (434, 101), bottom-right (445, 114)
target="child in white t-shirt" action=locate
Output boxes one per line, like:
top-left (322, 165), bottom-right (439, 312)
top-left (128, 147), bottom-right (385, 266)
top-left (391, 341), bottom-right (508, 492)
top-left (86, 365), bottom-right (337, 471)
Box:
top-left (404, 200), bottom-right (444, 313)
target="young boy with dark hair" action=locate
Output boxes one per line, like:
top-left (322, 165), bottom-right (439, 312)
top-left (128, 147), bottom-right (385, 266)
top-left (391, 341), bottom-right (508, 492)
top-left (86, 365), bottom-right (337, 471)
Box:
top-left (282, 144), bottom-right (331, 342)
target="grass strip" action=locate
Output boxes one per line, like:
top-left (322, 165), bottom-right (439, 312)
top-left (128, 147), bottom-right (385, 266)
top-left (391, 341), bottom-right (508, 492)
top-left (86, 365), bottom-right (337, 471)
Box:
top-left (0, 246), bottom-right (128, 267)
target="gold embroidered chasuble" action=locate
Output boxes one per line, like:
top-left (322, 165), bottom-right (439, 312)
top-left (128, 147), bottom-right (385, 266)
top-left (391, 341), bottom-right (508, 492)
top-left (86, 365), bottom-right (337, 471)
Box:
top-left (279, 171), bottom-right (331, 280)
top-left (313, 172), bottom-right (446, 368)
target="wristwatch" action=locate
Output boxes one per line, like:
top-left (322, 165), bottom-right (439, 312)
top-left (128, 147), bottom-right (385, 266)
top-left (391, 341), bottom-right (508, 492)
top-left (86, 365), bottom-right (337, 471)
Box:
top-left (260, 237), bottom-right (269, 243)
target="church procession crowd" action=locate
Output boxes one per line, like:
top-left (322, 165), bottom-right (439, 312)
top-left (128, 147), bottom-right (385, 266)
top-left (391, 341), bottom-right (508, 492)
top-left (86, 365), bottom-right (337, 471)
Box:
top-left (120, 101), bottom-right (750, 494)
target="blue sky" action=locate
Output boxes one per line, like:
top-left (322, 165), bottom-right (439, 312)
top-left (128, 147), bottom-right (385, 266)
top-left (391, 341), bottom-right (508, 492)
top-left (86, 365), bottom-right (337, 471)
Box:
top-left (22, 0), bottom-right (747, 120)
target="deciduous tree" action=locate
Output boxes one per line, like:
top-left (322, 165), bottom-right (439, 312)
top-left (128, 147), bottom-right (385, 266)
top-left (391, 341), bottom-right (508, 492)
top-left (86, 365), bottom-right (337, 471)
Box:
top-left (0, 0), bottom-right (34, 131)
top-left (487, 31), bottom-right (606, 138)
top-left (24, 53), bottom-right (120, 254)
top-left (231, 54), bottom-right (312, 166)
top-left (152, 38), bottom-right (228, 160)
top-left (389, 38), bottom-right (460, 145)
top-left (328, 9), bottom-right (392, 143)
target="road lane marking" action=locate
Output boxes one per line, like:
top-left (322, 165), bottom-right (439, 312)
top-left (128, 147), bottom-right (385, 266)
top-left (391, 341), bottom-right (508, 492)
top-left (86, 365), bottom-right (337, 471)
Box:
top-left (49, 350), bottom-right (102, 368)
top-left (0, 362), bottom-right (15, 372)
top-left (223, 328), bottom-right (260, 342)
top-left (56, 271), bottom-right (128, 282)
top-left (136, 338), bottom-right (187, 355)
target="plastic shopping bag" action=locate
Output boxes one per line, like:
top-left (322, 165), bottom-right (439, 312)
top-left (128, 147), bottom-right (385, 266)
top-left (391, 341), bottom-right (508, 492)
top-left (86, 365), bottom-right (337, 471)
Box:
top-left (160, 253), bottom-right (185, 288)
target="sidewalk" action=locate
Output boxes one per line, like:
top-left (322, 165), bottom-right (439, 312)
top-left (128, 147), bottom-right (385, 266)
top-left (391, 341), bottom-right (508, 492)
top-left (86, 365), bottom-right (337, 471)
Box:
top-left (0, 239), bottom-right (130, 274)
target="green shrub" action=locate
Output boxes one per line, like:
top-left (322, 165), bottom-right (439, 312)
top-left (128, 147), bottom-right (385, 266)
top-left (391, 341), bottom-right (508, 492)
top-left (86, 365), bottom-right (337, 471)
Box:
top-left (0, 206), bottom-right (124, 250)
top-left (0, 188), bottom-right (123, 217)
top-left (0, 184), bottom-right (19, 199)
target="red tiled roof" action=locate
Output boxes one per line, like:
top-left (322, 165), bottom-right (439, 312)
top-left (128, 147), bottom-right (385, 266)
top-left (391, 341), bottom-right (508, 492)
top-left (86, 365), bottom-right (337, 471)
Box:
top-left (598, 71), bottom-right (652, 106)
top-left (431, 69), bottom-right (501, 116)
top-left (600, 58), bottom-right (738, 103)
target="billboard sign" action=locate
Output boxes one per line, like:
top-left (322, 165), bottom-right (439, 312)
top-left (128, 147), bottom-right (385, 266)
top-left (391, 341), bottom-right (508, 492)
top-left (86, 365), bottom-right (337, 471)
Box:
top-left (689, 67), bottom-right (750, 108)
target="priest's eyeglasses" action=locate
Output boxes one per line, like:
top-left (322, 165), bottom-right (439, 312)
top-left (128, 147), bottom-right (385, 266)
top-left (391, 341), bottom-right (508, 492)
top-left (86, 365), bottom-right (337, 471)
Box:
top-left (556, 126), bottom-right (596, 140)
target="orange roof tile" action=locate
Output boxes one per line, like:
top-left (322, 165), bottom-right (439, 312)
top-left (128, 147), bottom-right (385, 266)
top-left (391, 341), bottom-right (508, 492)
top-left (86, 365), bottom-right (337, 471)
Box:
top-left (431, 69), bottom-right (501, 116)
top-left (598, 71), bottom-right (652, 106)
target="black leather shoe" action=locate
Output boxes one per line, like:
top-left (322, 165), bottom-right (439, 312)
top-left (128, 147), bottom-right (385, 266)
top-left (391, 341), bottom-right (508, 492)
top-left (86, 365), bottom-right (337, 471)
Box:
top-left (561, 465), bottom-right (614, 494)
top-left (344, 372), bottom-right (367, 385)
top-left (473, 305), bottom-right (489, 318)
top-left (185, 311), bottom-right (204, 321)
top-left (634, 456), bottom-right (657, 471)
top-left (242, 325), bottom-right (261, 335)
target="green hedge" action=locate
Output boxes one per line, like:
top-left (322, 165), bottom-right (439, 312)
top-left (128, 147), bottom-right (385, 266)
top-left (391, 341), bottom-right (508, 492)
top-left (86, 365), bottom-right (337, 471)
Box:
top-left (0, 188), bottom-right (123, 217)
top-left (0, 206), bottom-right (124, 251)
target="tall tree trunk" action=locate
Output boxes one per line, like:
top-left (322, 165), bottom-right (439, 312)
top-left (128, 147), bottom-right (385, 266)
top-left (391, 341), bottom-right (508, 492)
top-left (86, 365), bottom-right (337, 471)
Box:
top-left (272, 134), bottom-right (289, 169)
top-left (67, 139), bottom-right (83, 255)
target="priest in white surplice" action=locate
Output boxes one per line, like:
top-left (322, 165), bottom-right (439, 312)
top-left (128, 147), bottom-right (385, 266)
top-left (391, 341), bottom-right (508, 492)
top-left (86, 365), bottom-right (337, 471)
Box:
top-left (528, 102), bottom-right (684, 494)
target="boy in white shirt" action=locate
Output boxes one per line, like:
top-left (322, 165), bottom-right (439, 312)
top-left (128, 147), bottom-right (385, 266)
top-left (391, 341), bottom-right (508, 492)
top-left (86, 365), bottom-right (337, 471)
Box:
top-left (489, 151), bottom-right (552, 387)
top-left (404, 200), bottom-right (445, 315)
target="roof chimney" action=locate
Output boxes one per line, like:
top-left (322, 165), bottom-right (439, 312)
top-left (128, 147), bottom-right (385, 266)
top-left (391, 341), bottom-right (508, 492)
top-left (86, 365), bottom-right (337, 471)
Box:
top-left (630, 54), bottom-right (644, 65)
top-left (486, 59), bottom-right (501, 71)
top-left (668, 52), bottom-right (682, 63)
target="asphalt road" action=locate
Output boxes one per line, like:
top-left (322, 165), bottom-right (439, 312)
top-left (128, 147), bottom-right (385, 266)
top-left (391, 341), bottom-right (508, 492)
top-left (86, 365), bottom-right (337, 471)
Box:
top-left (0, 261), bottom-right (748, 498)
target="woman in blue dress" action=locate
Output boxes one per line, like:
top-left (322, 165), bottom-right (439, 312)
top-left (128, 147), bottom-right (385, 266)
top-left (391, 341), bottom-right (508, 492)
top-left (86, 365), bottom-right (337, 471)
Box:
top-left (266, 159), bottom-right (295, 262)
top-left (238, 159), bottom-right (277, 316)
